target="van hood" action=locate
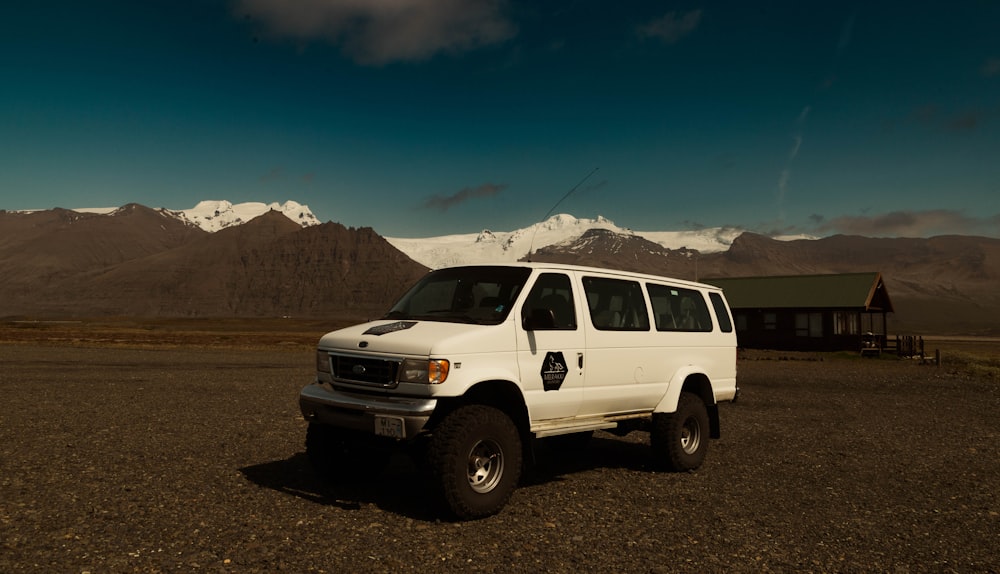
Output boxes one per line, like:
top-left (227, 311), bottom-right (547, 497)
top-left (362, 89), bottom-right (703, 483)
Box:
top-left (317, 319), bottom-right (509, 356)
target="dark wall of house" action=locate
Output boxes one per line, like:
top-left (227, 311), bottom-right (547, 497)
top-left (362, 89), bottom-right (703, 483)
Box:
top-left (732, 308), bottom-right (881, 352)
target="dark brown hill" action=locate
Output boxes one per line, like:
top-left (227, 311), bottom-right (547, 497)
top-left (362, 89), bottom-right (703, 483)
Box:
top-left (0, 204), bottom-right (204, 273)
top-left (700, 233), bottom-right (1000, 335)
top-left (527, 229), bottom-right (700, 277)
top-left (714, 233), bottom-right (999, 288)
top-left (65, 210), bottom-right (306, 316)
top-left (252, 221), bottom-right (430, 319)
top-left (0, 205), bottom-right (206, 314)
top-left (0, 208), bottom-right (429, 319)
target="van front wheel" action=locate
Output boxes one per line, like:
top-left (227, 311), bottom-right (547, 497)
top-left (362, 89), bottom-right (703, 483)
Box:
top-left (651, 392), bottom-right (709, 471)
top-left (428, 405), bottom-right (522, 520)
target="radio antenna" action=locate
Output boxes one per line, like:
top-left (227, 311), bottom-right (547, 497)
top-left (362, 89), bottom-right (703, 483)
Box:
top-left (527, 167), bottom-right (599, 262)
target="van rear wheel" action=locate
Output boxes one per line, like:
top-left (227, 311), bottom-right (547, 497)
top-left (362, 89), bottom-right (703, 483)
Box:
top-left (428, 405), bottom-right (522, 520)
top-left (651, 392), bottom-right (709, 471)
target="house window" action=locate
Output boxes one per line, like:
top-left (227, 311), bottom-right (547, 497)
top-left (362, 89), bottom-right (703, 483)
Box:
top-left (764, 313), bottom-right (777, 330)
top-left (796, 313), bottom-right (823, 337)
top-left (811, 313), bottom-right (823, 337)
top-left (834, 311), bottom-right (859, 335)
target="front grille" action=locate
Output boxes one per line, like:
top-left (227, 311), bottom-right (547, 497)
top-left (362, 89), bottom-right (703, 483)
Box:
top-left (330, 354), bottom-right (400, 388)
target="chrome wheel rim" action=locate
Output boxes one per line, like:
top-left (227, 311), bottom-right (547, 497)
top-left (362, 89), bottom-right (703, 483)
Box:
top-left (467, 438), bottom-right (504, 493)
top-left (680, 417), bottom-right (702, 455)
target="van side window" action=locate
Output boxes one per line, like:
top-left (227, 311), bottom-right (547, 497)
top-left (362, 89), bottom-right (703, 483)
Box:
top-left (646, 283), bottom-right (713, 332)
top-left (583, 276), bottom-right (650, 331)
top-left (521, 273), bottom-right (577, 330)
top-left (708, 292), bottom-right (733, 333)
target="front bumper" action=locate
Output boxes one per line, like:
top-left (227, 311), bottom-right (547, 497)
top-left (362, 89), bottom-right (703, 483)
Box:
top-left (299, 382), bottom-right (437, 439)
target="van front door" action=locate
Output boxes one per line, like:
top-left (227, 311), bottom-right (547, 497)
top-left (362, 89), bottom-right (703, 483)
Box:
top-left (516, 272), bottom-right (584, 422)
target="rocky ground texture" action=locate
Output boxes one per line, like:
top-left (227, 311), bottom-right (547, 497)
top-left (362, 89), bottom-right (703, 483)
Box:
top-left (1, 338), bottom-right (997, 573)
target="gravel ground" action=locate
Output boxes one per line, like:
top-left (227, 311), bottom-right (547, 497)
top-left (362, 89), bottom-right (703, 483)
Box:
top-left (1, 343), bottom-right (998, 573)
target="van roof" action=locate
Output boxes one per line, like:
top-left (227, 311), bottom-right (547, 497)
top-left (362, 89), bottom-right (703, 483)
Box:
top-left (440, 262), bottom-right (723, 292)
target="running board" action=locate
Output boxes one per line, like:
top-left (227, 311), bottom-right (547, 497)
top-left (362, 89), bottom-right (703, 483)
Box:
top-left (533, 421), bottom-right (617, 438)
top-left (531, 411), bottom-right (652, 438)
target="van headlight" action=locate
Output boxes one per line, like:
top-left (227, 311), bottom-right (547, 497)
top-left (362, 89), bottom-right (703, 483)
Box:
top-left (399, 358), bottom-right (450, 384)
top-left (316, 350), bottom-right (331, 373)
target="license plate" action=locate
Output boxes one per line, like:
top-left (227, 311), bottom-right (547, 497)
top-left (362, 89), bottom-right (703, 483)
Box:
top-left (375, 415), bottom-right (404, 438)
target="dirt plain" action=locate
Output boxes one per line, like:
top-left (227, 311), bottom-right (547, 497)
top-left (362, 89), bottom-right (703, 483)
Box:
top-left (1, 321), bottom-right (998, 573)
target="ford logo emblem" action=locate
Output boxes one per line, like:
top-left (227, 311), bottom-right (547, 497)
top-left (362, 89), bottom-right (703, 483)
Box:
top-left (352, 364), bottom-right (366, 375)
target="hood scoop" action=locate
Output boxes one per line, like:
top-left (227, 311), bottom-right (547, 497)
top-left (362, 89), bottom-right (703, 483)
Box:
top-left (363, 321), bottom-right (418, 336)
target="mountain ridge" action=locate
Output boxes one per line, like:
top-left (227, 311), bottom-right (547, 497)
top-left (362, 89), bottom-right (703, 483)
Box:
top-left (384, 213), bottom-right (767, 268)
top-left (2, 203), bottom-right (997, 335)
top-left (0, 206), bottom-right (427, 320)
top-left (9, 199), bottom-right (321, 233)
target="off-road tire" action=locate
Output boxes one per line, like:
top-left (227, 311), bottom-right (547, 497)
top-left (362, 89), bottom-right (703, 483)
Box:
top-left (305, 422), bottom-right (387, 483)
top-left (427, 405), bottom-right (522, 520)
top-left (651, 392), bottom-right (709, 471)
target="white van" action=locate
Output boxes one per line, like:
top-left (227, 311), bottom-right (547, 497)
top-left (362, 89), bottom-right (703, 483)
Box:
top-left (300, 263), bottom-right (738, 519)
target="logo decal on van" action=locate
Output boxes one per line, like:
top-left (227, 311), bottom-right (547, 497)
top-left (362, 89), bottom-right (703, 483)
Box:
top-left (541, 351), bottom-right (568, 391)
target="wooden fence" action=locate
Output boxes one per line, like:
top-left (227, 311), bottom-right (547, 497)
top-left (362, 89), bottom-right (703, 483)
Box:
top-left (888, 335), bottom-right (924, 358)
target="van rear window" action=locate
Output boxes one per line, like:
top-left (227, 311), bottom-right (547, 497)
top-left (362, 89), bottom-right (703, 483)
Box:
top-left (709, 292), bottom-right (733, 333)
top-left (646, 283), bottom-right (713, 332)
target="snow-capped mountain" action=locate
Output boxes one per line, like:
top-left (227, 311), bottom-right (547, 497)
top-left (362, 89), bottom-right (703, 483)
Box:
top-left (73, 200), bottom-right (321, 232)
top-left (159, 200), bottom-right (320, 232)
top-left (384, 214), bottom-right (753, 269)
top-left (64, 202), bottom-right (802, 268)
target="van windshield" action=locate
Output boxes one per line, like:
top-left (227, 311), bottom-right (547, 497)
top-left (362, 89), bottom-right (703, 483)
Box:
top-left (383, 266), bottom-right (531, 325)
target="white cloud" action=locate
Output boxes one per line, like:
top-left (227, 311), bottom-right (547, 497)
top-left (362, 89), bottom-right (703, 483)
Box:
top-left (637, 10), bottom-right (702, 44)
top-left (814, 209), bottom-right (1000, 237)
top-left (788, 135), bottom-right (802, 160)
top-left (422, 183), bottom-right (507, 211)
top-left (797, 105), bottom-right (811, 124)
top-left (776, 106), bottom-right (811, 214)
top-left (235, 0), bottom-right (517, 65)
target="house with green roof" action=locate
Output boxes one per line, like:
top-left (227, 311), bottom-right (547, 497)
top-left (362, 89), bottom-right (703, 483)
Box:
top-left (703, 272), bottom-right (893, 352)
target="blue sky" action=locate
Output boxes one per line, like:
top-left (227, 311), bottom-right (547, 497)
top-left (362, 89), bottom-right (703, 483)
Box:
top-left (2, 1), bottom-right (999, 238)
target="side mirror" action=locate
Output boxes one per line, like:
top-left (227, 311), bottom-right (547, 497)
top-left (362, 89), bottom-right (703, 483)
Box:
top-left (522, 308), bottom-right (556, 331)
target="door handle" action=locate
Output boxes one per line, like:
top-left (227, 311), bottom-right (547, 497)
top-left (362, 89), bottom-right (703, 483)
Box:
top-left (577, 352), bottom-right (584, 369)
